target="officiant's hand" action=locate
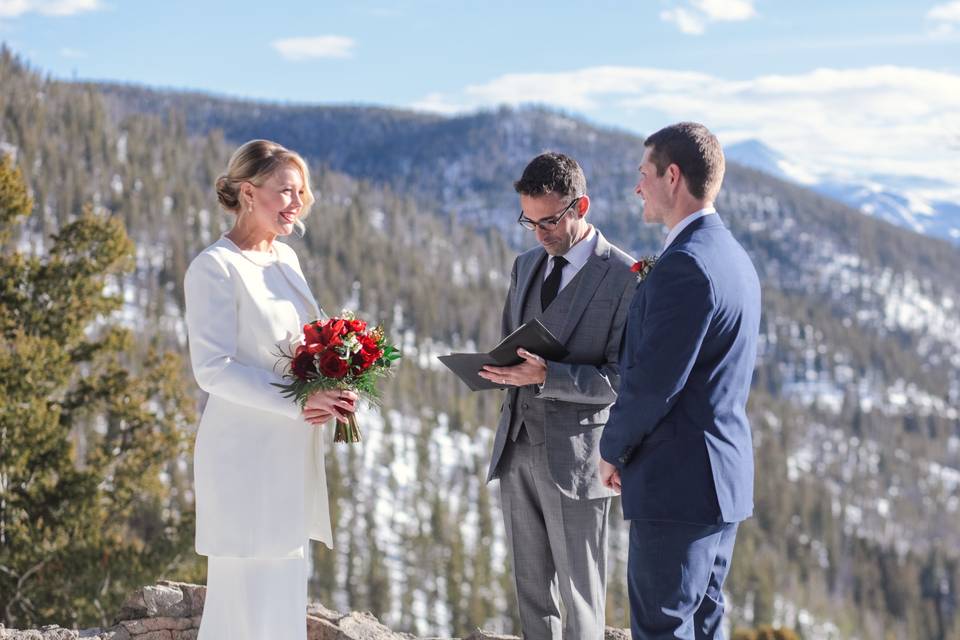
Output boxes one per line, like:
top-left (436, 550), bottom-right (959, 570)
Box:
top-left (599, 458), bottom-right (621, 493)
top-left (302, 390), bottom-right (358, 426)
top-left (479, 348), bottom-right (547, 387)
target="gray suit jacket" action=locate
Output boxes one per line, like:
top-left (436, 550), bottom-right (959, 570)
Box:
top-left (486, 230), bottom-right (636, 500)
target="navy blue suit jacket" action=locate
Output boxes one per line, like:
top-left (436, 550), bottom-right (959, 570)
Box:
top-left (599, 213), bottom-right (761, 524)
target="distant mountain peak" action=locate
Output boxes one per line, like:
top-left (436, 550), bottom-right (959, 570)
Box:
top-left (725, 138), bottom-right (960, 245)
top-left (724, 138), bottom-right (820, 186)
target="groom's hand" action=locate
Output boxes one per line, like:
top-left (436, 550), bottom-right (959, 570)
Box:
top-left (599, 458), bottom-right (622, 493)
top-left (479, 348), bottom-right (547, 387)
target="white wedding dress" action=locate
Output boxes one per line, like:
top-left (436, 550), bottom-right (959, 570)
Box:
top-left (184, 236), bottom-right (333, 640)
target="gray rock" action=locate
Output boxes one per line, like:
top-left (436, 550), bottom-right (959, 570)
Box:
top-left (116, 586), bottom-right (187, 622)
top-left (306, 615), bottom-right (340, 640)
top-left (337, 611), bottom-right (408, 640)
top-left (130, 632), bottom-right (172, 640)
top-left (156, 582), bottom-right (205, 617)
top-left (119, 618), bottom-right (192, 635)
top-left (4, 580), bottom-right (633, 640)
top-left (603, 627), bottom-right (631, 640)
top-left (306, 602), bottom-right (344, 624)
top-left (462, 631), bottom-right (517, 640)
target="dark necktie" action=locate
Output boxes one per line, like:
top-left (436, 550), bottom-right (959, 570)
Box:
top-left (541, 256), bottom-right (568, 311)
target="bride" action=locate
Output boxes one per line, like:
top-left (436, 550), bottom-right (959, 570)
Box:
top-left (183, 139), bottom-right (357, 639)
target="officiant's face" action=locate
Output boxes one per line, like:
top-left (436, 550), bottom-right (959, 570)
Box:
top-left (520, 192), bottom-right (588, 257)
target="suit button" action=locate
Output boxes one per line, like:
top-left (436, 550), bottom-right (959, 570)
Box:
top-left (522, 403), bottom-right (529, 409)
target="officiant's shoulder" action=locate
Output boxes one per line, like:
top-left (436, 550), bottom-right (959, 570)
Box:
top-left (607, 243), bottom-right (636, 270)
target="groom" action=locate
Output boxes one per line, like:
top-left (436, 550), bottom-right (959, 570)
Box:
top-left (479, 152), bottom-right (636, 640)
top-left (599, 122), bottom-right (761, 639)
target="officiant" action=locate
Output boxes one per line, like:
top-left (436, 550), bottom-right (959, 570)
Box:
top-left (478, 152), bottom-right (637, 640)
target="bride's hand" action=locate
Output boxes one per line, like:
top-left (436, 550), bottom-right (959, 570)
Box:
top-left (302, 389), bottom-right (358, 426)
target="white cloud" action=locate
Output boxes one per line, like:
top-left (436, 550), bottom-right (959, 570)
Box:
top-left (59, 46), bottom-right (85, 58)
top-left (410, 65), bottom-right (960, 186)
top-left (694, 0), bottom-right (757, 21)
top-left (660, 7), bottom-right (706, 35)
top-left (928, 0), bottom-right (960, 22)
top-left (927, 0), bottom-right (960, 35)
top-left (272, 36), bottom-right (355, 61)
top-left (660, 0), bottom-right (757, 35)
top-left (0, 0), bottom-right (103, 18)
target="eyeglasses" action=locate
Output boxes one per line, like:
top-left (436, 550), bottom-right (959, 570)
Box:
top-left (517, 196), bottom-right (581, 231)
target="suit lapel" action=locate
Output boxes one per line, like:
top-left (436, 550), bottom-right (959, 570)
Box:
top-left (555, 232), bottom-right (611, 345)
top-left (513, 250), bottom-right (549, 329)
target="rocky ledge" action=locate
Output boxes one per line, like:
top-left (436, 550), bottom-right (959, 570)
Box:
top-left (0, 582), bottom-right (631, 640)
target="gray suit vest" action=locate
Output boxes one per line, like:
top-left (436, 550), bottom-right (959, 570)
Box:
top-left (508, 257), bottom-right (583, 444)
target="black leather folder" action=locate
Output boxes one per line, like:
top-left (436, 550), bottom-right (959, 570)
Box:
top-left (438, 319), bottom-right (569, 391)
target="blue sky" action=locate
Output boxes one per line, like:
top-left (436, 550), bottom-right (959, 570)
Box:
top-left (2, 0), bottom-right (959, 191)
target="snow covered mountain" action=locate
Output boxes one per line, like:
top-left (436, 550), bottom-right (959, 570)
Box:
top-left (725, 139), bottom-right (960, 244)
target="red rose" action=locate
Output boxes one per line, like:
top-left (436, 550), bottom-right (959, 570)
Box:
top-left (358, 333), bottom-right (379, 350)
top-left (291, 351), bottom-right (317, 380)
top-left (319, 349), bottom-right (350, 379)
top-left (358, 345), bottom-right (382, 367)
top-left (346, 319), bottom-right (367, 334)
top-left (350, 347), bottom-right (380, 374)
top-left (303, 322), bottom-right (322, 345)
top-left (318, 319), bottom-right (345, 348)
top-left (631, 260), bottom-right (646, 273)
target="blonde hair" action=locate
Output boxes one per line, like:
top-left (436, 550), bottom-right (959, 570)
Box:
top-left (215, 139), bottom-right (316, 235)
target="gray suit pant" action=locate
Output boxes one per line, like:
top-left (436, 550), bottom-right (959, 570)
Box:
top-left (498, 434), bottom-right (610, 640)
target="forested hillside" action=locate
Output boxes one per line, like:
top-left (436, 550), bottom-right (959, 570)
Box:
top-left (2, 47), bottom-right (958, 639)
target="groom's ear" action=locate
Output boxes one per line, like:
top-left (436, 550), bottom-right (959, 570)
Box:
top-left (667, 163), bottom-right (682, 185)
top-left (576, 194), bottom-right (590, 217)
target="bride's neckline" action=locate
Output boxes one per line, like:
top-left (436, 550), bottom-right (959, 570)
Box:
top-left (220, 234), bottom-right (279, 266)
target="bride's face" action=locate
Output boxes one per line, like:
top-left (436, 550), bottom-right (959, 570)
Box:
top-left (244, 164), bottom-right (305, 237)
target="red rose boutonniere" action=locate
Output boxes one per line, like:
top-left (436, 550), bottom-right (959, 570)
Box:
top-left (630, 255), bottom-right (658, 283)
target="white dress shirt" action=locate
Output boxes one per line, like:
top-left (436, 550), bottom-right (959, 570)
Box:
top-left (662, 207), bottom-right (716, 252)
top-left (545, 225), bottom-right (598, 293)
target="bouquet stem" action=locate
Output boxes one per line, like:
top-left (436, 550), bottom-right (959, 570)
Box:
top-left (334, 412), bottom-right (362, 444)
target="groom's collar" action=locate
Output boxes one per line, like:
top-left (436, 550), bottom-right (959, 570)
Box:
top-left (662, 207), bottom-right (716, 252)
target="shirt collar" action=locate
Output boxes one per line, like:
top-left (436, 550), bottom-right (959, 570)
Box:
top-left (556, 225), bottom-right (597, 271)
top-left (662, 207), bottom-right (716, 252)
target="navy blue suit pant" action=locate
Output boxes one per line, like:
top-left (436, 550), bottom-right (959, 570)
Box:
top-left (627, 520), bottom-right (739, 640)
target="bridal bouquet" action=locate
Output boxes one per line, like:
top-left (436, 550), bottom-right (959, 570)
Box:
top-left (274, 312), bottom-right (401, 443)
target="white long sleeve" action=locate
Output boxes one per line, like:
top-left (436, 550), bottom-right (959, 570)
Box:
top-left (184, 252), bottom-right (301, 420)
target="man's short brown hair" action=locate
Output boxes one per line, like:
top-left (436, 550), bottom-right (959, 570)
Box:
top-left (514, 152), bottom-right (586, 199)
top-left (644, 122), bottom-right (725, 201)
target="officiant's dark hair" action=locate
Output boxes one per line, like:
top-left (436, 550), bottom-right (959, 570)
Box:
top-left (645, 122), bottom-right (725, 201)
top-left (514, 152), bottom-right (586, 199)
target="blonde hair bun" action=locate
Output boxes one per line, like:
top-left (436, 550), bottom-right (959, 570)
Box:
top-left (215, 174), bottom-right (241, 212)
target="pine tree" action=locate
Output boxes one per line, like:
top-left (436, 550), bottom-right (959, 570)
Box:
top-left (0, 155), bottom-right (196, 628)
